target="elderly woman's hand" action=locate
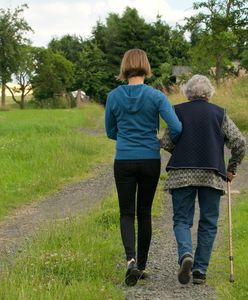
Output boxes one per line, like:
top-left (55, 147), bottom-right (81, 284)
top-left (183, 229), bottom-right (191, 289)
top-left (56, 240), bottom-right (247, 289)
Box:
top-left (227, 171), bottom-right (237, 182)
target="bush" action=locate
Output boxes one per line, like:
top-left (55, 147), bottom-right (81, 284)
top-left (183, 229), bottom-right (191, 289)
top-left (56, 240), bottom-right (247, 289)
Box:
top-left (31, 97), bottom-right (72, 109)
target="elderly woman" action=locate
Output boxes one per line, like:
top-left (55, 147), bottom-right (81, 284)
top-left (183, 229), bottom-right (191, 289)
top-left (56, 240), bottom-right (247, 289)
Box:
top-left (161, 74), bottom-right (246, 285)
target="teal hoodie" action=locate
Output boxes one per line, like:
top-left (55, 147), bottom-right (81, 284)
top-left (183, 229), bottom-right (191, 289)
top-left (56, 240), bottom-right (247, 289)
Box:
top-left (105, 84), bottom-right (182, 160)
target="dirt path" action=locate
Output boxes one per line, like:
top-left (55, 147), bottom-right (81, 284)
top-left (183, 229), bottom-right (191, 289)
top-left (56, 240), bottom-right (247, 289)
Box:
top-left (0, 162), bottom-right (115, 271)
top-left (126, 150), bottom-right (248, 300)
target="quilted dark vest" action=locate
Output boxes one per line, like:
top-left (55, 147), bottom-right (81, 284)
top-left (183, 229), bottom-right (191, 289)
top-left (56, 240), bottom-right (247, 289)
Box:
top-left (166, 99), bottom-right (226, 178)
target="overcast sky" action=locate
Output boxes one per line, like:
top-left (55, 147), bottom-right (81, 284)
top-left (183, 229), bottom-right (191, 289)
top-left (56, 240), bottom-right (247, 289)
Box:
top-left (0, 0), bottom-right (194, 47)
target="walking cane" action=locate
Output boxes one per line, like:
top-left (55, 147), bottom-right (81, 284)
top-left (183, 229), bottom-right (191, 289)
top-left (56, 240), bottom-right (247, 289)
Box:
top-left (227, 181), bottom-right (234, 282)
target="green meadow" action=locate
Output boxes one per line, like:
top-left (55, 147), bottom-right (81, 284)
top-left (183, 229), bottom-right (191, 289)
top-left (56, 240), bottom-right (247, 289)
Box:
top-left (0, 104), bottom-right (114, 219)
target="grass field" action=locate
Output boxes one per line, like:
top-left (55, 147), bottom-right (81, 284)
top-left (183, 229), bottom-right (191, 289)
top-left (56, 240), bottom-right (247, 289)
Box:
top-left (0, 104), bottom-right (114, 219)
top-left (208, 191), bottom-right (248, 300)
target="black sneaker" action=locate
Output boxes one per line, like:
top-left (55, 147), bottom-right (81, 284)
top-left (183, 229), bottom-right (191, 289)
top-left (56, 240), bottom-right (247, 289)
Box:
top-left (178, 254), bottom-right (193, 284)
top-left (192, 271), bottom-right (206, 284)
top-left (125, 261), bottom-right (139, 286)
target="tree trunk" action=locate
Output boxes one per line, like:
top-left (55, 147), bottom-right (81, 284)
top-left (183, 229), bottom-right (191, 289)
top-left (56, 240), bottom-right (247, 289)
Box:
top-left (226, 0), bottom-right (233, 17)
top-left (20, 94), bottom-right (25, 109)
top-left (215, 58), bottom-right (222, 86)
top-left (20, 88), bottom-right (25, 109)
top-left (1, 82), bottom-right (6, 107)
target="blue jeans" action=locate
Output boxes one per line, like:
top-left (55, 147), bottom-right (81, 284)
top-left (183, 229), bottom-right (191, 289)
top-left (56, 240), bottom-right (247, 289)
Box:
top-left (172, 186), bottom-right (221, 274)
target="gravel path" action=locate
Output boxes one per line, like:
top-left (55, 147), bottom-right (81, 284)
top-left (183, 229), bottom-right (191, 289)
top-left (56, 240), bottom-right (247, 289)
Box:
top-left (126, 151), bottom-right (248, 300)
top-left (0, 162), bottom-right (114, 271)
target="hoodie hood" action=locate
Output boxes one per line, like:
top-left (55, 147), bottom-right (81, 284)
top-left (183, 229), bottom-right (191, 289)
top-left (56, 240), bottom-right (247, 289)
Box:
top-left (116, 84), bottom-right (149, 113)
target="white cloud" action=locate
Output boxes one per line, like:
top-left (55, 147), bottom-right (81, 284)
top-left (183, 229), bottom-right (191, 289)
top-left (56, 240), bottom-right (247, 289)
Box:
top-left (104, 0), bottom-right (191, 24)
top-left (23, 2), bottom-right (95, 45)
top-left (0, 0), bottom-right (193, 46)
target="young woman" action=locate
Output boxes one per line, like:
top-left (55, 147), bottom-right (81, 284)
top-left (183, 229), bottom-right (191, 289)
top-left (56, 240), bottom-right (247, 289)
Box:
top-left (105, 49), bottom-right (182, 286)
top-left (161, 74), bottom-right (246, 285)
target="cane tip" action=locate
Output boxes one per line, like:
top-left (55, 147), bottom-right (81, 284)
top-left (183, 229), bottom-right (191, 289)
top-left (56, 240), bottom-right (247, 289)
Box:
top-left (229, 275), bottom-right (235, 283)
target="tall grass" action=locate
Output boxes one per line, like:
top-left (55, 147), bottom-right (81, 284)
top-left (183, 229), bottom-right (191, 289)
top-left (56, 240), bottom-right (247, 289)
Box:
top-left (0, 95), bottom-right (33, 110)
top-left (213, 77), bottom-right (248, 132)
top-left (0, 105), bottom-right (114, 219)
top-left (208, 191), bottom-right (248, 299)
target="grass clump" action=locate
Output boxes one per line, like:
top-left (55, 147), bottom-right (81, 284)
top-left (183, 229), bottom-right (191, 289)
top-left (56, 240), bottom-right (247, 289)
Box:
top-left (208, 191), bottom-right (248, 299)
top-left (213, 77), bottom-right (248, 132)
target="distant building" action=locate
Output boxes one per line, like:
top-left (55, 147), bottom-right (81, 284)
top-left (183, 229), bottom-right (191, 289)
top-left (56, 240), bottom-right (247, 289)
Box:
top-left (71, 89), bottom-right (89, 107)
top-left (168, 66), bottom-right (192, 85)
top-left (172, 66), bottom-right (192, 77)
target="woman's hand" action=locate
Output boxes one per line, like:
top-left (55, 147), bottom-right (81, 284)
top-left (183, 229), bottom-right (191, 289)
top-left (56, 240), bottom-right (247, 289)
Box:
top-left (227, 172), bottom-right (237, 182)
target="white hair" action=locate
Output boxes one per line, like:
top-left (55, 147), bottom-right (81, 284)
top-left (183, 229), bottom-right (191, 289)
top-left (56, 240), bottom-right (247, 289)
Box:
top-left (182, 75), bottom-right (215, 100)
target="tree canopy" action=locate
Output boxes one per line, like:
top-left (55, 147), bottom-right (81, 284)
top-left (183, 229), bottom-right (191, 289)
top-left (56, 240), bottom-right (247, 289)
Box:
top-left (32, 48), bottom-right (74, 105)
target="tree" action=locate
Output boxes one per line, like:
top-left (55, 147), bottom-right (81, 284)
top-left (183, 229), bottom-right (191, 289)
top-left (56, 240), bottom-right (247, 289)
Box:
top-left (184, 0), bottom-right (248, 84)
top-left (240, 49), bottom-right (248, 71)
top-left (75, 42), bottom-right (109, 103)
top-left (92, 8), bottom-right (151, 90)
top-left (92, 8), bottom-right (190, 93)
top-left (48, 34), bottom-right (85, 64)
top-left (152, 62), bottom-right (173, 91)
top-left (146, 16), bottom-right (172, 79)
top-left (32, 48), bottom-right (74, 106)
top-left (0, 4), bottom-right (32, 107)
top-left (189, 30), bottom-right (237, 79)
top-left (6, 46), bottom-right (36, 109)
top-left (48, 35), bottom-right (86, 91)
top-left (169, 27), bottom-right (190, 65)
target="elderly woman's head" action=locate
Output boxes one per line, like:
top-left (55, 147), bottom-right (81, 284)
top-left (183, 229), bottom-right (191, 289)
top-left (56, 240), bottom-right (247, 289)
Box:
top-left (182, 75), bottom-right (215, 101)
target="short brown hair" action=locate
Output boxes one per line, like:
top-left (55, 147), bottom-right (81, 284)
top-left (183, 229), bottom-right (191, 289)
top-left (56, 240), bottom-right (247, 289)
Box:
top-left (117, 49), bottom-right (152, 81)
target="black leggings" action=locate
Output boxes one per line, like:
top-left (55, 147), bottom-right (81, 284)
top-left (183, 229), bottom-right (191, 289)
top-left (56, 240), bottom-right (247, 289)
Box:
top-left (114, 159), bottom-right (161, 270)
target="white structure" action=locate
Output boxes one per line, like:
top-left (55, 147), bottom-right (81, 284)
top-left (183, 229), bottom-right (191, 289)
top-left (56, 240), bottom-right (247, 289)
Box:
top-left (71, 89), bottom-right (89, 107)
